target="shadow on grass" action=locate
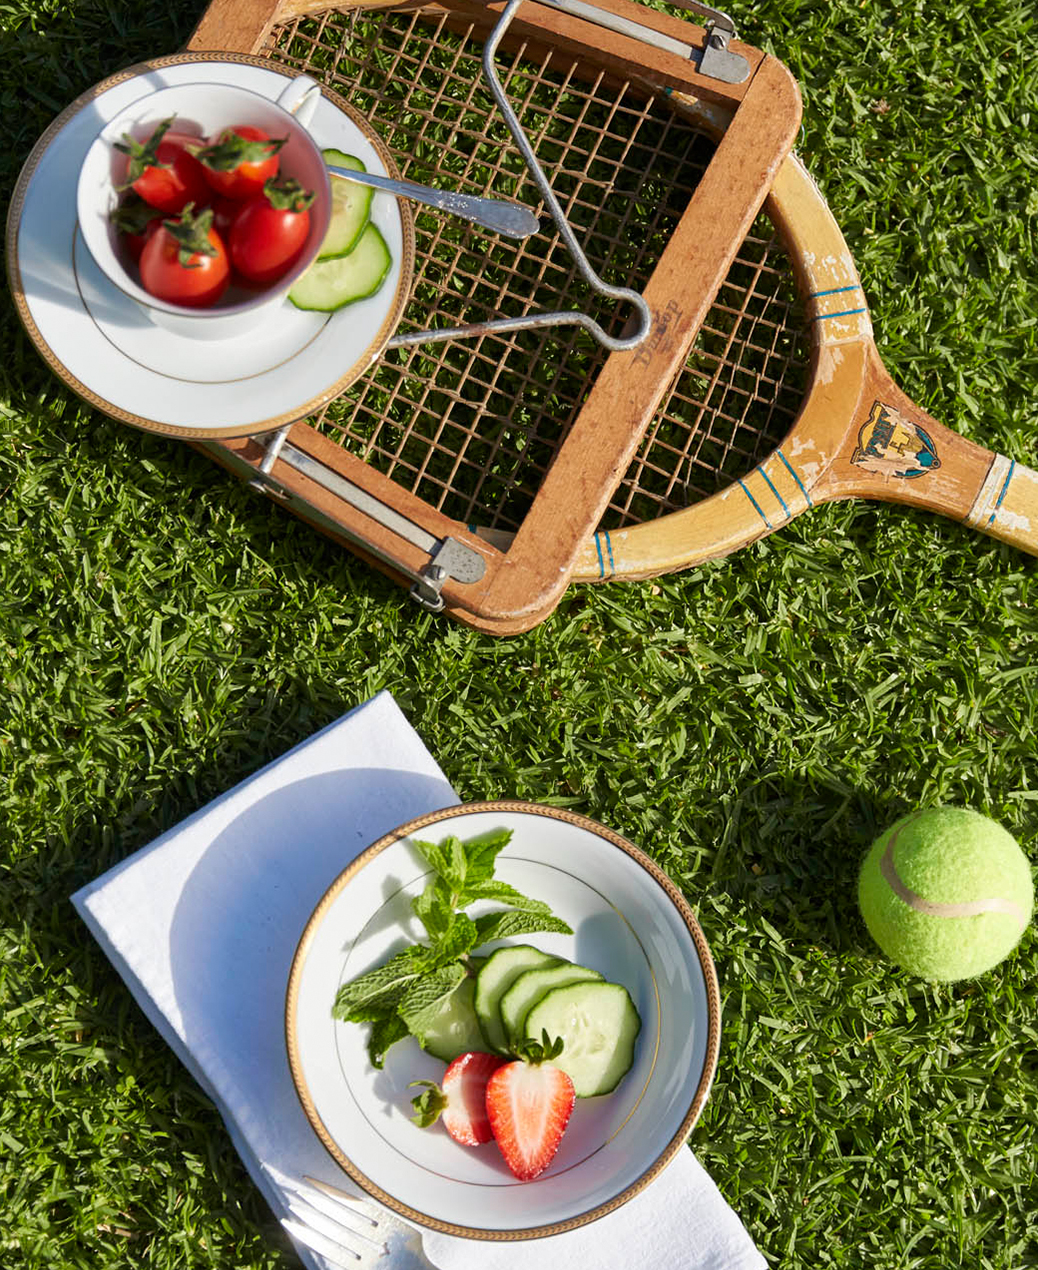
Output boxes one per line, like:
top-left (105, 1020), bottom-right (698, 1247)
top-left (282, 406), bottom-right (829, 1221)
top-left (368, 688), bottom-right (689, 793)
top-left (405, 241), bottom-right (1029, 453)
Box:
top-left (6, 746), bottom-right (450, 1261)
top-left (704, 773), bottom-right (917, 960)
top-left (1, 0), bottom-right (201, 396)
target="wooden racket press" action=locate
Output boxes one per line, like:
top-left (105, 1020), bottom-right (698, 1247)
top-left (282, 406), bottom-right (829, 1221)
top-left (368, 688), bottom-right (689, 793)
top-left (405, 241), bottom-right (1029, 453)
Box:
top-left (187, 0), bottom-right (802, 632)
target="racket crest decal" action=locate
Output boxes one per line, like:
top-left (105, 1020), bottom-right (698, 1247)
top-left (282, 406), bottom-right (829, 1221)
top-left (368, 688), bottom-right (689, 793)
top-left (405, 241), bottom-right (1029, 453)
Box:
top-left (851, 401), bottom-right (941, 480)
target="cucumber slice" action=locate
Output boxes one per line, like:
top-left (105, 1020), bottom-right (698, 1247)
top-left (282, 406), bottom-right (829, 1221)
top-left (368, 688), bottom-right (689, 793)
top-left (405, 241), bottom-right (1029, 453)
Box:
top-left (419, 972), bottom-right (487, 1064)
top-left (318, 148), bottom-right (372, 259)
top-left (288, 224), bottom-right (392, 313)
top-left (499, 962), bottom-right (603, 1048)
top-left (523, 981), bottom-right (642, 1097)
top-left (473, 946), bottom-right (563, 1054)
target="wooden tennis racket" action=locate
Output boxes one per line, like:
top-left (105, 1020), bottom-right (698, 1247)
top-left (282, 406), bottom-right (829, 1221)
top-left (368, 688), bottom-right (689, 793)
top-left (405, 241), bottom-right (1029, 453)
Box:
top-left (562, 87), bottom-right (1038, 588)
top-left (176, 0), bottom-right (1034, 633)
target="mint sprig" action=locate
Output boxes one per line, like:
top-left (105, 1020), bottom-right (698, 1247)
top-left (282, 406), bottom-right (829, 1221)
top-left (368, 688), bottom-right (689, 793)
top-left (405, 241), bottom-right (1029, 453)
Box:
top-left (332, 829), bottom-right (572, 1067)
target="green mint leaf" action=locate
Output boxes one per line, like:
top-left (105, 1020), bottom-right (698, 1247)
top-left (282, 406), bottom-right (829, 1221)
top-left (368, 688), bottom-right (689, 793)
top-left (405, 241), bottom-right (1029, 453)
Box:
top-left (412, 835), bottom-right (467, 892)
top-left (425, 912), bottom-right (480, 967)
top-left (367, 1012), bottom-right (411, 1068)
top-left (397, 962), bottom-right (468, 1044)
top-left (411, 876), bottom-right (456, 943)
top-left (334, 828), bottom-right (570, 1062)
top-left (458, 829), bottom-right (513, 888)
top-left (332, 945), bottom-right (427, 1019)
top-left (339, 998), bottom-right (404, 1024)
top-left (474, 909), bottom-right (573, 945)
top-left (459, 879), bottom-right (554, 912)
top-left (445, 835), bottom-right (467, 886)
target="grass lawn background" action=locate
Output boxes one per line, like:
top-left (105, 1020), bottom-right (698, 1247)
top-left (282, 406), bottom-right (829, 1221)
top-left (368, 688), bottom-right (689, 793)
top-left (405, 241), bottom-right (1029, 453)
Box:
top-left (2, 0), bottom-right (1037, 1266)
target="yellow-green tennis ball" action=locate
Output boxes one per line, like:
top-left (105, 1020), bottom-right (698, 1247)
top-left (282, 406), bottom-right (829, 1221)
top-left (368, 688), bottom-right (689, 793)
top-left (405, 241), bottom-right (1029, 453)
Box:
top-left (858, 808), bottom-right (1033, 981)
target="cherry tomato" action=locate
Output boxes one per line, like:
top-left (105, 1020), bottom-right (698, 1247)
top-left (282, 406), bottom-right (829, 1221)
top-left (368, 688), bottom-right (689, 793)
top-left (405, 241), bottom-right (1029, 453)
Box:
top-left (229, 177), bottom-right (315, 285)
top-left (197, 125), bottom-right (286, 201)
top-left (115, 118), bottom-right (211, 214)
top-left (138, 203), bottom-right (230, 308)
top-left (110, 193), bottom-right (165, 262)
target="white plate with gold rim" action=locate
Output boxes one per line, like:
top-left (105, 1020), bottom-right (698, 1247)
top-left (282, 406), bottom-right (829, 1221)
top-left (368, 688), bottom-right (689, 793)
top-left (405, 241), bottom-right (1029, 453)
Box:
top-left (286, 800), bottom-right (720, 1240)
top-left (5, 53), bottom-right (414, 440)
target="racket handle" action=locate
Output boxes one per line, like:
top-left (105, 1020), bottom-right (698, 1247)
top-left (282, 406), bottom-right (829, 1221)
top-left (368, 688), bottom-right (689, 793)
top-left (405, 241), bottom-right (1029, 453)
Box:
top-left (812, 352), bottom-right (1038, 561)
top-left (963, 455), bottom-right (1038, 556)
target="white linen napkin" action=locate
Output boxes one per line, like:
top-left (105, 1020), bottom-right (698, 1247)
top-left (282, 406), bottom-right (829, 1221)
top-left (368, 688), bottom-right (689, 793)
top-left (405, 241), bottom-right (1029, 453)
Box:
top-left (72, 691), bottom-right (764, 1270)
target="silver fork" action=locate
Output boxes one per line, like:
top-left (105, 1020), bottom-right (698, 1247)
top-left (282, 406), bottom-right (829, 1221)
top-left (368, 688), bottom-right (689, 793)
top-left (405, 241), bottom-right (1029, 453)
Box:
top-left (326, 164), bottom-right (540, 241)
top-left (278, 1173), bottom-right (390, 1267)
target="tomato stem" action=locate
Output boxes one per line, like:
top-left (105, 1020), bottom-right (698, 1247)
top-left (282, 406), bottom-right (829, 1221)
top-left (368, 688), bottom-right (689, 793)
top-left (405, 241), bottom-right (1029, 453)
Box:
top-left (114, 117), bottom-right (176, 187)
top-left (196, 129), bottom-right (287, 172)
top-left (162, 203), bottom-right (219, 268)
top-left (261, 176), bottom-right (316, 213)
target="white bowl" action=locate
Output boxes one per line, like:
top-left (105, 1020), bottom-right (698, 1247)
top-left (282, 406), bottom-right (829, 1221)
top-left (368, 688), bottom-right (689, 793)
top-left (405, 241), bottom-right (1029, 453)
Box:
top-left (285, 801), bottom-right (721, 1240)
top-left (76, 75), bottom-right (332, 340)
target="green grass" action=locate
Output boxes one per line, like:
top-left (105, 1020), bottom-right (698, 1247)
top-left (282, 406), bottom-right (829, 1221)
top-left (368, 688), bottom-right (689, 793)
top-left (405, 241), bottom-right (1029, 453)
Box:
top-left (2, 0), bottom-right (1038, 1267)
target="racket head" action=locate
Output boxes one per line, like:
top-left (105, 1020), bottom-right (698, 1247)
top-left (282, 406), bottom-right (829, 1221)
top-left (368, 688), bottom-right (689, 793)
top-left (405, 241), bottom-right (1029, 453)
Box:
top-left (569, 88), bottom-right (1038, 588)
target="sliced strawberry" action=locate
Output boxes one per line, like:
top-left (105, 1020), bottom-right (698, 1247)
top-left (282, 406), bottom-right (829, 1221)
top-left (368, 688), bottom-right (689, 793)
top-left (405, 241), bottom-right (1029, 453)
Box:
top-left (485, 1034), bottom-right (575, 1180)
top-left (410, 1051), bottom-right (505, 1147)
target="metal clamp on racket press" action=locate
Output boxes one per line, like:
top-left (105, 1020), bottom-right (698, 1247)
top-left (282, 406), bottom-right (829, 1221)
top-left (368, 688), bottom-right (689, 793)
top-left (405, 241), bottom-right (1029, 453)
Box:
top-left (221, 428), bottom-right (488, 612)
top-left (382, 0), bottom-right (747, 351)
top-left (385, 0), bottom-right (653, 353)
top-left (533, 0), bottom-right (748, 83)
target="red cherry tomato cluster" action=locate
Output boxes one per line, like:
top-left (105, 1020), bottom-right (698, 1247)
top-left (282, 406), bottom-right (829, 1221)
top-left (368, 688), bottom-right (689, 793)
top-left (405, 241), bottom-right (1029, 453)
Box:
top-left (111, 117), bottom-right (315, 308)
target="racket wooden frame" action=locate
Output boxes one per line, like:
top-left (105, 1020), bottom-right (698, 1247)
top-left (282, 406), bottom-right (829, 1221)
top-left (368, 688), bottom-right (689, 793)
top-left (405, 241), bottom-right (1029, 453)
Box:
top-left (567, 90), bottom-right (1038, 585)
top-left (185, 0), bottom-right (802, 632)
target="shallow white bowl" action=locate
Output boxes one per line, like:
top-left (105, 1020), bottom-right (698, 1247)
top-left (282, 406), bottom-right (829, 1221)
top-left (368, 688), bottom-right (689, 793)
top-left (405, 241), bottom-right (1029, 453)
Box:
top-left (286, 801), bottom-right (720, 1240)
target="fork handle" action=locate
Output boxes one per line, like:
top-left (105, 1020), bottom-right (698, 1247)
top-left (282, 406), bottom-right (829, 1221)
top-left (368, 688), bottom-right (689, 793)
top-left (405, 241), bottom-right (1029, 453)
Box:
top-left (327, 164), bottom-right (540, 239)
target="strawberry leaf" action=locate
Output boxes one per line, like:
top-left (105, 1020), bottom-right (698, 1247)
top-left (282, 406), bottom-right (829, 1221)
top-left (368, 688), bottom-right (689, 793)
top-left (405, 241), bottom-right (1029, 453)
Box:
top-left (408, 1080), bottom-right (448, 1128)
top-left (514, 1030), bottom-right (565, 1065)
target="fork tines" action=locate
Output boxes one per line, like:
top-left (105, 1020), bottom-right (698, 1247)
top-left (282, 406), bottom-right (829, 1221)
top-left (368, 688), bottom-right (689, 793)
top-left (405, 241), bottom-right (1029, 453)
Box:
top-left (278, 1173), bottom-right (389, 1266)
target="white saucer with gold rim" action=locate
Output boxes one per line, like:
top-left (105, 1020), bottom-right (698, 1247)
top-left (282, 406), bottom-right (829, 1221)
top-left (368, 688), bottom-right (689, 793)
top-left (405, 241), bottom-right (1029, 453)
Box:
top-left (6, 54), bottom-right (414, 440)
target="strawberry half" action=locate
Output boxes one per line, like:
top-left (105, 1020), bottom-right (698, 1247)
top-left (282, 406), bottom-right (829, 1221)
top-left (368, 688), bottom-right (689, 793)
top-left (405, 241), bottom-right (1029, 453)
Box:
top-left (485, 1033), bottom-right (575, 1180)
top-left (410, 1051), bottom-right (505, 1146)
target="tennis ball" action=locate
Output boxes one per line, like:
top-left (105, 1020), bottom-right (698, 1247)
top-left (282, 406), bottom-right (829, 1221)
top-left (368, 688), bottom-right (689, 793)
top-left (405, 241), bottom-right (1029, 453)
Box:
top-left (858, 807), bottom-right (1033, 981)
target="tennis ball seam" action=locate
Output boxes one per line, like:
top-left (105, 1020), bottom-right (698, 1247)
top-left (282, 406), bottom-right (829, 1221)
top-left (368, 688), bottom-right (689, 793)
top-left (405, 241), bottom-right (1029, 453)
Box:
top-left (881, 814), bottom-right (1030, 929)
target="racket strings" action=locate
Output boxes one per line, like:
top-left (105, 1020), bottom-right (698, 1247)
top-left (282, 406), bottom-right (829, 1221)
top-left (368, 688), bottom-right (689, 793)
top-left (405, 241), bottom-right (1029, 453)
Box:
top-left (604, 219), bottom-right (809, 527)
top-left (265, 5), bottom-right (718, 532)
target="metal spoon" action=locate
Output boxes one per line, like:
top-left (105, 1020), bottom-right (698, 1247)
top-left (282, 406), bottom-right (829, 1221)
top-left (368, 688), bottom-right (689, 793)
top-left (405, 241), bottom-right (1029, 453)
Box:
top-left (327, 164), bottom-right (540, 240)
